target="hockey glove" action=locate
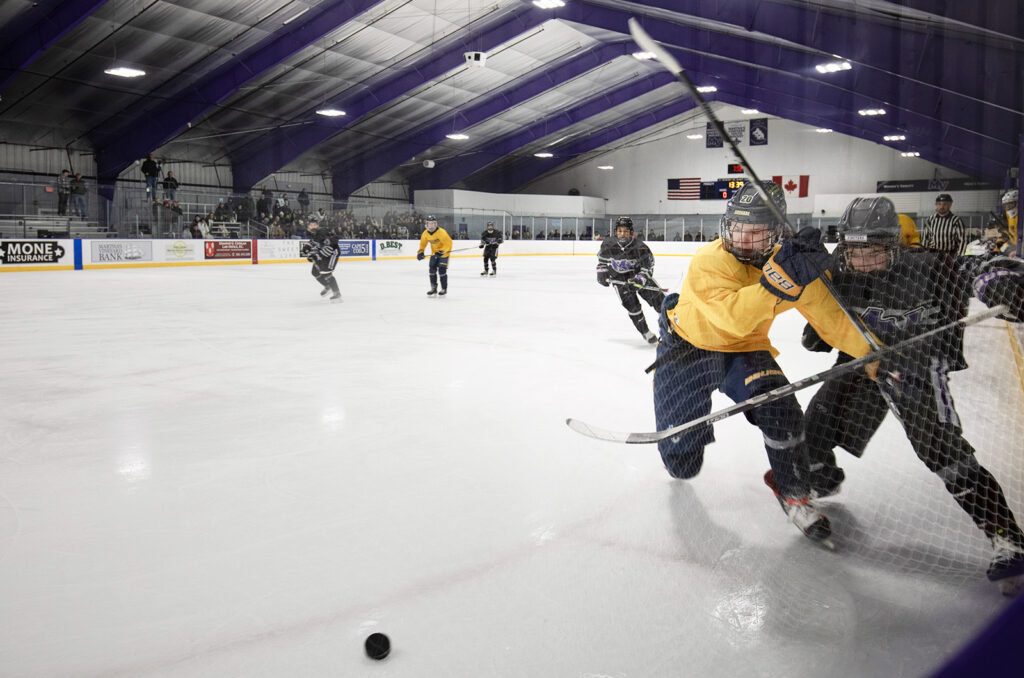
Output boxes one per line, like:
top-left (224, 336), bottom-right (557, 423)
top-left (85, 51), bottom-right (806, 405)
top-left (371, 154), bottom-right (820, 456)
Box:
top-left (479, 243), bottom-right (484, 248)
top-left (760, 227), bottom-right (831, 302)
top-left (630, 273), bottom-right (648, 289)
top-left (417, 251), bottom-right (425, 261)
top-left (597, 266), bottom-right (610, 287)
top-left (973, 257), bottom-right (1024, 321)
top-left (801, 323), bottom-right (832, 353)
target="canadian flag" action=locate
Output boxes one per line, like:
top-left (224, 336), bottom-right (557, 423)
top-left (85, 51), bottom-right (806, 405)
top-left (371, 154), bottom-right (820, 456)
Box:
top-left (772, 175), bottom-right (809, 198)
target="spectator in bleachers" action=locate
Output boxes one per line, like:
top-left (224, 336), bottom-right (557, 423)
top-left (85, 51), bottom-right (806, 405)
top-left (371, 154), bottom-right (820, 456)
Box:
top-left (270, 221), bottom-right (285, 239)
top-left (298, 189), bottom-right (310, 213)
top-left (162, 171), bottom-right (179, 202)
top-left (56, 169), bottom-right (71, 216)
top-left (71, 172), bottom-right (87, 219)
top-left (260, 186), bottom-right (274, 215)
top-left (141, 154), bottom-right (161, 201)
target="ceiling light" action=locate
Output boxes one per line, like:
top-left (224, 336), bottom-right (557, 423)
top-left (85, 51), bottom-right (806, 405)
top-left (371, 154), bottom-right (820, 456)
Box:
top-left (446, 133), bottom-right (469, 140)
top-left (741, 109), bottom-right (759, 115)
top-left (104, 67), bottom-right (145, 78)
top-left (632, 51), bottom-right (656, 60)
top-left (900, 151), bottom-right (920, 157)
top-left (534, 152), bottom-right (554, 158)
top-left (883, 134), bottom-right (906, 141)
top-left (532, 0), bottom-right (565, 8)
top-left (597, 165), bottom-right (613, 170)
top-left (814, 60), bottom-right (852, 74)
top-left (686, 133), bottom-right (703, 140)
top-left (316, 108), bottom-right (346, 117)
top-left (815, 128), bottom-right (833, 133)
top-left (695, 86), bottom-right (717, 93)
top-left (858, 108), bottom-right (886, 116)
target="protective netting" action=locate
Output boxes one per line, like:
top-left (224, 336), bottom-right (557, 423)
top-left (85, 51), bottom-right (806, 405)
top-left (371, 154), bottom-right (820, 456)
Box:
top-left (650, 193), bottom-right (1024, 593)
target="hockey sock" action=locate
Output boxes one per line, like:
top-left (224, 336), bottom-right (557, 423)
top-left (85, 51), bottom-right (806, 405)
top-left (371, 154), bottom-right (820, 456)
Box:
top-left (328, 277), bottom-right (340, 294)
top-left (941, 461), bottom-right (1024, 540)
top-left (440, 273), bottom-right (448, 290)
top-left (429, 273), bottom-right (438, 288)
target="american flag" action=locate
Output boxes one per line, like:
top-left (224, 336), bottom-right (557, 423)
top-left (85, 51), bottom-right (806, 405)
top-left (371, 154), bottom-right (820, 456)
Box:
top-left (667, 177), bottom-right (700, 200)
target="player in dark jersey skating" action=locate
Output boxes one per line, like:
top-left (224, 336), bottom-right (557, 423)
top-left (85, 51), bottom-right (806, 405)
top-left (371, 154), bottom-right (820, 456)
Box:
top-left (479, 221), bottom-right (503, 276)
top-left (596, 217), bottom-right (665, 344)
top-left (302, 218), bottom-right (341, 301)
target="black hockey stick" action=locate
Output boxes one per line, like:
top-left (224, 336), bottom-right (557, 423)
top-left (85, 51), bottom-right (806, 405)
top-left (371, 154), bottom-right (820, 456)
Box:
top-left (566, 304), bottom-right (1007, 444)
top-left (609, 279), bottom-right (669, 293)
top-left (627, 19), bottom-right (883, 351)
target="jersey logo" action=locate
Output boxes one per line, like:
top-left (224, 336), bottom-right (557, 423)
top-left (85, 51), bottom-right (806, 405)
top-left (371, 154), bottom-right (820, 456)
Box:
top-left (858, 304), bottom-right (940, 332)
top-left (609, 259), bottom-right (638, 273)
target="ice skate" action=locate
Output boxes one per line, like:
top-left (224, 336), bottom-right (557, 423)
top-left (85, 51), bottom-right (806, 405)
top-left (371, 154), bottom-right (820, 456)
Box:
top-left (438, 288), bottom-right (447, 296)
top-left (987, 533), bottom-right (1024, 593)
top-left (320, 287), bottom-right (331, 297)
top-left (329, 292), bottom-right (342, 303)
top-left (481, 270), bottom-right (488, 276)
top-left (808, 463), bottom-right (844, 499)
top-left (489, 270), bottom-right (496, 276)
top-left (427, 287), bottom-right (438, 297)
top-left (764, 470), bottom-right (833, 547)
top-left (642, 330), bottom-right (658, 345)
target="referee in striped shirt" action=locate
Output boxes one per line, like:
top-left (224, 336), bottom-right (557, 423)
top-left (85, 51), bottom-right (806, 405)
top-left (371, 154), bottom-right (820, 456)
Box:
top-left (922, 193), bottom-right (967, 254)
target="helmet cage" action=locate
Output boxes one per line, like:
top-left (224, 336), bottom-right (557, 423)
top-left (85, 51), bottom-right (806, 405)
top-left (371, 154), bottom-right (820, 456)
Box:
top-left (836, 197), bottom-right (901, 273)
top-left (719, 181), bottom-right (786, 266)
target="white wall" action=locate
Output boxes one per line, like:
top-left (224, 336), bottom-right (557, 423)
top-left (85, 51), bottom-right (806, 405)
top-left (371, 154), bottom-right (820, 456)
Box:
top-left (414, 188), bottom-right (606, 217)
top-left (521, 104), bottom-right (979, 216)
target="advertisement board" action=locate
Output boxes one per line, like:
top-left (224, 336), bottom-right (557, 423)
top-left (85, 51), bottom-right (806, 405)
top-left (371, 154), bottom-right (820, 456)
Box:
top-left (204, 240), bottom-right (252, 260)
top-left (163, 239), bottom-right (202, 262)
top-left (0, 239), bottom-right (75, 270)
top-left (90, 240), bottom-right (153, 262)
top-left (336, 240), bottom-right (371, 258)
top-left (257, 239), bottom-right (303, 262)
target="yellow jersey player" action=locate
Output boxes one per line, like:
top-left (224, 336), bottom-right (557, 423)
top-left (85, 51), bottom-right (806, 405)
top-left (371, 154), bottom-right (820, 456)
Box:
top-left (651, 180), bottom-right (872, 544)
top-left (416, 215), bottom-right (453, 296)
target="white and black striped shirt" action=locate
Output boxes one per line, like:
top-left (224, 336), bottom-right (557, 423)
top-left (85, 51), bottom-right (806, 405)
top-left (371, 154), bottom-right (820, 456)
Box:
top-left (922, 212), bottom-right (966, 254)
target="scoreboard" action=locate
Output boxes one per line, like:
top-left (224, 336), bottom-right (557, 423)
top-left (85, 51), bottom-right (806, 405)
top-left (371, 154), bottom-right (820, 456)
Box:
top-left (700, 178), bottom-right (746, 200)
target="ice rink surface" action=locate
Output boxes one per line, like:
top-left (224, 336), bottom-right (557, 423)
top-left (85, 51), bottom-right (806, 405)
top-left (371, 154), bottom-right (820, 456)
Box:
top-left (1, 252), bottom-right (1022, 677)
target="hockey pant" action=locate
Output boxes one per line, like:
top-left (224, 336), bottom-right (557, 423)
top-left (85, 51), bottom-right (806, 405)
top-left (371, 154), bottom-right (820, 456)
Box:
top-left (652, 312), bottom-right (811, 498)
top-left (614, 282), bottom-right (665, 336)
top-left (482, 246), bottom-right (498, 271)
top-left (806, 353), bottom-right (1022, 541)
top-left (311, 255), bottom-right (339, 295)
top-left (429, 252), bottom-right (449, 290)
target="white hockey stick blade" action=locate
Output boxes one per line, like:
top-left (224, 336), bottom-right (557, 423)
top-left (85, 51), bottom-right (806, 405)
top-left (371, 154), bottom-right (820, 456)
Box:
top-left (567, 304), bottom-right (1008, 445)
top-left (628, 18), bottom-right (683, 77)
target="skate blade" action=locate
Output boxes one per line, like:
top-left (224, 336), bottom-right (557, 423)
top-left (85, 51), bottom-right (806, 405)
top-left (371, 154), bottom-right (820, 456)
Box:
top-left (998, 576), bottom-right (1022, 597)
top-left (815, 537), bottom-right (836, 551)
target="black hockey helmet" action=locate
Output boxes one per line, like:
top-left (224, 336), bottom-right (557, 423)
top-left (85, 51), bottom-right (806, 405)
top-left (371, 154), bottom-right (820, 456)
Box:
top-left (720, 180), bottom-right (786, 266)
top-left (615, 216), bottom-right (634, 233)
top-left (425, 215), bottom-right (438, 232)
top-left (837, 197), bottom-right (901, 272)
top-left (486, 221), bottom-right (495, 229)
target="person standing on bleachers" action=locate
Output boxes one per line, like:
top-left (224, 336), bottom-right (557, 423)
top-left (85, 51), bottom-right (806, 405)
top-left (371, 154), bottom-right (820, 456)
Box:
top-left (56, 169), bottom-right (71, 216)
top-left (162, 171), bottom-right (179, 203)
top-left (141, 154), bottom-right (161, 201)
top-left (71, 173), bottom-right (87, 219)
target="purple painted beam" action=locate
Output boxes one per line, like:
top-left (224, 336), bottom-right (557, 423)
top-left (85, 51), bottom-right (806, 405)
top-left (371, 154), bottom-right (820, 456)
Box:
top-left (231, 5), bottom-right (548, 191)
top-left (632, 0), bottom-right (1021, 111)
top-left (94, 0), bottom-right (389, 181)
top-left (421, 42), bottom-right (1011, 192)
top-left (894, 1), bottom-right (1023, 40)
top-left (0, 0), bottom-right (109, 90)
top-left (331, 45), bottom-right (668, 197)
top-left (564, 2), bottom-right (1018, 148)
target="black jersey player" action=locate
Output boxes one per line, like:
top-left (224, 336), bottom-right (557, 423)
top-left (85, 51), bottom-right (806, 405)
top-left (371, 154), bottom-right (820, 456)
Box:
top-left (596, 217), bottom-right (665, 344)
top-left (800, 196), bottom-right (1024, 590)
top-left (479, 221), bottom-right (503, 276)
top-left (302, 219), bottom-right (341, 301)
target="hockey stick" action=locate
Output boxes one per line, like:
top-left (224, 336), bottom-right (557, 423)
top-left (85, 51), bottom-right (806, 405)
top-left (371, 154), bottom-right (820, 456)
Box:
top-left (627, 19), bottom-right (883, 351)
top-left (566, 304), bottom-right (1008, 444)
top-left (609, 279), bottom-right (669, 293)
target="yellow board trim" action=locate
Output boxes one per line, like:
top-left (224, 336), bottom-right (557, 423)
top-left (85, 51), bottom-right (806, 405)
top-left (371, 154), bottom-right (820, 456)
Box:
top-left (82, 260), bottom-right (252, 269)
top-left (0, 264), bottom-right (75, 272)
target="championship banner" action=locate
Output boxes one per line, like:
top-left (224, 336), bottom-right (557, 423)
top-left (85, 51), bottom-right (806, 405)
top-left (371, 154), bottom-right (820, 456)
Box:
top-left (749, 118), bottom-right (768, 146)
top-left (725, 120), bottom-right (746, 145)
top-left (705, 121), bottom-right (723, 148)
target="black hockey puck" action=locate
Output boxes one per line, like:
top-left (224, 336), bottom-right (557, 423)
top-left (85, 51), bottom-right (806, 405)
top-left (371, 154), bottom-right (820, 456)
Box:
top-left (364, 632), bottom-right (390, 660)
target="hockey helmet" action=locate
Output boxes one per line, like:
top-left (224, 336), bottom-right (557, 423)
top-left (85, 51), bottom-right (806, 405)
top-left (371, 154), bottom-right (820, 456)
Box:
top-left (614, 217), bottom-right (634, 245)
top-left (425, 215), bottom-right (438, 232)
top-left (1003, 189), bottom-right (1019, 216)
top-left (837, 197), bottom-right (901, 272)
top-left (719, 180), bottom-right (787, 267)
top-left (486, 221), bottom-right (495, 230)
